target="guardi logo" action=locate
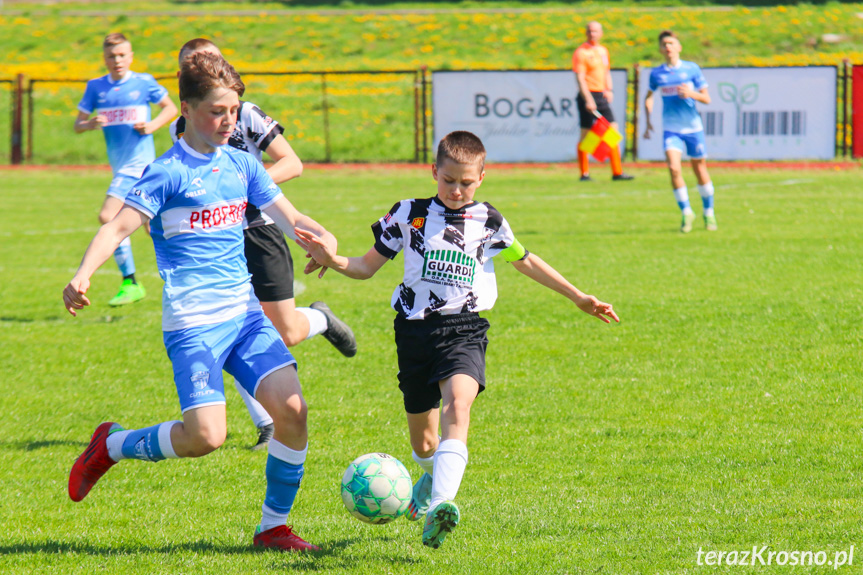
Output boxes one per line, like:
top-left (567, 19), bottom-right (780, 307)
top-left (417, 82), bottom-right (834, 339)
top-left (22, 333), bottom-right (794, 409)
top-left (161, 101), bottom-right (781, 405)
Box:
top-left (718, 82), bottom-right (758, 136)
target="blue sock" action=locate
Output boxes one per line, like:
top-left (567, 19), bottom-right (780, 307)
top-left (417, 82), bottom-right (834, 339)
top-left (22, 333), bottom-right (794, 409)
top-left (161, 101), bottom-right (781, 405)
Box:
top-left (698, 182), bottom-right (715, 216)
top-left (261, 440), bottom-right (307, 531)
top-left (108, 422), bottom-right (179, 462)
top-left (114, 237), bottom-right (136, 278)
top-left (672, 186), bottom-right (693, 213)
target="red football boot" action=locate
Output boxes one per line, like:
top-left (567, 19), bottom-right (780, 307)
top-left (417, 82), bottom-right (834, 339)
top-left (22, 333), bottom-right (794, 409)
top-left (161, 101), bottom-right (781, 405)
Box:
top-left (68, 422), bottom-right (121, 502)
top-left (253, 525), bottom-right (320, 552)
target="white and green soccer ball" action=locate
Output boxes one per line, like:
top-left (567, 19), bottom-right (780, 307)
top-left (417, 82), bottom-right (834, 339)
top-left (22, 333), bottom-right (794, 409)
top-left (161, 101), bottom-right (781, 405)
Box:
top-left (341, 453), bottom-right (412, 524)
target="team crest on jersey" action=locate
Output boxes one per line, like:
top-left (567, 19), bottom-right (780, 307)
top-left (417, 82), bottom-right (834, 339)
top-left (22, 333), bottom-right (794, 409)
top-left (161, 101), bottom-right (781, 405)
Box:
top-left (411, 217), bottom-right (425, 229)
top-left (129, 90), bottom-right (141, 101)
top-left (190, 371), bottom-right (209, 390)
top-left (421, 249), bottom-right (475, 288)
top-left (131, 188), bottom-right (155, 205)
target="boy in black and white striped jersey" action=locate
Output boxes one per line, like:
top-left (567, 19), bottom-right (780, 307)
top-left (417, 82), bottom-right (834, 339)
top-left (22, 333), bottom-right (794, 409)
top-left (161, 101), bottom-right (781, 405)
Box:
top-left (296, 131), bottom-right (619, 549)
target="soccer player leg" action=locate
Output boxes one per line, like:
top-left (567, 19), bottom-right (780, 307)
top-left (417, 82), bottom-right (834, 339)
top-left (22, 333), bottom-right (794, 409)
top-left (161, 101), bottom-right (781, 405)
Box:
top-left (686, 133), bottom-right (716, 229)
top-left (405, 409), bottom-right (440, 521)
top-left (225, 313), bottom-right (317, 551)
top-left (664, 134), bottom-right (695, 232)
top-left (422, 374), bottom-right (479, 549)
top-left (103, 176), bottom-right (145, 305)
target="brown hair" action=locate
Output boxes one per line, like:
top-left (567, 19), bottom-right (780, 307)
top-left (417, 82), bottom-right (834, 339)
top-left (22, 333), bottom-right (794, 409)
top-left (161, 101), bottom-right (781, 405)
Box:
top-left (436, 131), bottom-right (486, 168)
top-left (179, 38), bottom-right (220, 66)
top-left (658, 30), bottom-right (678, 43)
top-left (103, 33), bottom-right (130, 49)
top-left (179, 51), bottom-right (245, 103)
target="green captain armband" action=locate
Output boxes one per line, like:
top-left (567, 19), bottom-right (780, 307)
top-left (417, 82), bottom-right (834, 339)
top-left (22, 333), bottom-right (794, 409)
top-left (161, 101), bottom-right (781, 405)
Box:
top-left (501, 238), bottom-right (528, 262)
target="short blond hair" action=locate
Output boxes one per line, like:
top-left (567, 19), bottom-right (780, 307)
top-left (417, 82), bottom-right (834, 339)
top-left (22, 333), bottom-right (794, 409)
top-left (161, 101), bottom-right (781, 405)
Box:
top-left (436, 131), bottom-right (486, 168)
top-left (103, 33), bottom-right (129, 49)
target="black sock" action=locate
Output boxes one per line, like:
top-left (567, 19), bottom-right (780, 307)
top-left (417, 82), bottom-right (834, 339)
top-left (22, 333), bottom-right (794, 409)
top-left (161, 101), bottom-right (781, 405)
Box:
top-left (123, 274), bottom-right (137, 284)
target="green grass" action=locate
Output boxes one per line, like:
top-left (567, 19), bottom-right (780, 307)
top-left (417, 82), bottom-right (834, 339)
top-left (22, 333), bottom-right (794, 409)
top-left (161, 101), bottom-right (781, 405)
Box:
top-left (1, 165), bottom-right (861, 573)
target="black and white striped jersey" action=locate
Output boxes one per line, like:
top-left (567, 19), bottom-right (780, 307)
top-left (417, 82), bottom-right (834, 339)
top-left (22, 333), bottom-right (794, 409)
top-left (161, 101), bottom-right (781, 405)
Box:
top-left (170, 100), bottom-right (285, 229)
top-left (373, 196), bottom-right (526, 320)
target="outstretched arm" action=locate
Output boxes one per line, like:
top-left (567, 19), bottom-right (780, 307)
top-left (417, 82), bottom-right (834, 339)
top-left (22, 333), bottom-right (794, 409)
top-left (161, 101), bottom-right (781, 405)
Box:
top-left (63, 206), bottom-right (148, 316)
top-left (643, 90), bottom-right (655, 139)
top-left (263, 195), bottom-right (337, 276)
top-left (510, 252), bottom-right (619, 323)
top-left (295, 229), bottom-right (388, 280)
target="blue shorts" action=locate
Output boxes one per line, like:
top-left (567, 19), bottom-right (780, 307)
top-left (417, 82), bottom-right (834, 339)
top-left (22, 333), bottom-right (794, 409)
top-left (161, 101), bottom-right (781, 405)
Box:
top-left (663, 130), bottom-right (707, 159)
top-left (106, 174), bottom-right (139, 201)
top-left (163, 311), bottom-right (296, 413)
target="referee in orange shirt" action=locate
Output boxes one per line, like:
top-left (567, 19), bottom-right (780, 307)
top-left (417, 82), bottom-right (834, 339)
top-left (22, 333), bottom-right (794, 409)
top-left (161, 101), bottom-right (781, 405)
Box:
top-left (573, 21), bottom-right (633, 182)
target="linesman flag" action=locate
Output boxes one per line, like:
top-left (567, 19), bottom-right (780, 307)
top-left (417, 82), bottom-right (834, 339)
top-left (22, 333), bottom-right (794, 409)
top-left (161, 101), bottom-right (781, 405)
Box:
top-left (578, 114), bottom-right (623, 162)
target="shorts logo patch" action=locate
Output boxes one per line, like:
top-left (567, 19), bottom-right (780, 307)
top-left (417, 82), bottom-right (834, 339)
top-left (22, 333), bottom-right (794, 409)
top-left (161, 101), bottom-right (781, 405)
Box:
top-left (411, 217), bottom-right (425, 229)
top-left (190, 371), bottom-right (210, 390)
top-left (421, 249), bottom-right (475, 288)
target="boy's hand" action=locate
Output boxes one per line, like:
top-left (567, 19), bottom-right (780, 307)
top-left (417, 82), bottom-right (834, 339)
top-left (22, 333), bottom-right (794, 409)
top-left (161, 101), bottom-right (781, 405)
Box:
top-left (89, 115), bottom-right (108, 130)
top-left (63, 278), bottom-right (91, 317)
top-left (576, 295), bottom-right (619, 324)
top-left (295, 229), bottom-right (336, 278)
top-left (643, 123), bottom-right (653, 139)
top-left (134, 121), bottom-right (155, 135)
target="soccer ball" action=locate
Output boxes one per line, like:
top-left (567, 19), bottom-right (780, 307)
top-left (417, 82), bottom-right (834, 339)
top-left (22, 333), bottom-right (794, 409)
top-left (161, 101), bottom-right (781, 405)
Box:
top-left (341, 453), bottom-right (412, 524)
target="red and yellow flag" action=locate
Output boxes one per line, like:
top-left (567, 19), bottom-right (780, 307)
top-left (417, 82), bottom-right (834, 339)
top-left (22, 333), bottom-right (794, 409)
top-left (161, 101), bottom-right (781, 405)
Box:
top-left (578, 116), bottom-right (622, 162)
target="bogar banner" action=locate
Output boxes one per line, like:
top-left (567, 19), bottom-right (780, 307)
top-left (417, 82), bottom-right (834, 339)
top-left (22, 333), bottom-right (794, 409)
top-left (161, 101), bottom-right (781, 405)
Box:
top-left (433, 69), bottom-right (627, 163)
top-left (636, 66), bottom-right (836, 160)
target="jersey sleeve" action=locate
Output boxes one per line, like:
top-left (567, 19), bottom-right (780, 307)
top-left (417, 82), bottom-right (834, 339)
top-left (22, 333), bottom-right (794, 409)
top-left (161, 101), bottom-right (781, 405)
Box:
top-left (124, 163), bottom-right (173, 219)
top-left (371, 201), bottom-right (407, 259)
top-left (648, 68), bottom-right (659, 92)
top-left (573, 48), bottom-right (586, 75)
top-left (77, 80), bottom-right (98, 114)
top-left (691, 64), bottom-right (708, 90)
top-left (146, 75), bottom-right (169, 104)
top-left (244, 103), bottom-right (286, 153)
top-left (482, 203), bottom-right (526, 261)
top-left (245, 155), bottom-right (283, 210)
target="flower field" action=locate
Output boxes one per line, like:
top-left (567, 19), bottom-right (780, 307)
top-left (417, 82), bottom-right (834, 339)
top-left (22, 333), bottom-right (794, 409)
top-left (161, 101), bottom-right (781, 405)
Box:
top-left (1, 2), bottom-right (862, 163)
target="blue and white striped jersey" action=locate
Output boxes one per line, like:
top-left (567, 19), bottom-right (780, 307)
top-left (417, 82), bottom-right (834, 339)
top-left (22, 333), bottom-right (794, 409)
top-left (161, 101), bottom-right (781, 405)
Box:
top-left (649, 60), bottom-right (708, 134)
top-left (77, 71), bottom-right (169, 176)
top-left (125, 138), bottom-right (283, 331)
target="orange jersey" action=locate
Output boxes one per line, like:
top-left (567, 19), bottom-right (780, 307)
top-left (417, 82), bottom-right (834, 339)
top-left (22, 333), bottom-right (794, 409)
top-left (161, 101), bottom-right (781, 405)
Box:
top-left (572, 42), bottom-right (610, 92)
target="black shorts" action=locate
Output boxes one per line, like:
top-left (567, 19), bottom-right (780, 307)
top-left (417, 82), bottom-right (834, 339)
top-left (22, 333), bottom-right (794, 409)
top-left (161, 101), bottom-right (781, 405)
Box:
top-left (243, 224), bottom-right (294, 302)
top-left (577, 91), bottom-right (614, 128)
top-left (394, 313), bottom-right (489, 414)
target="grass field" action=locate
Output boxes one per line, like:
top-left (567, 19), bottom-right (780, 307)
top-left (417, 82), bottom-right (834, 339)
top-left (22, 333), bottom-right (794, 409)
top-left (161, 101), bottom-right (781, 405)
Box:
top-left (1, 165), bottom-right (861, 574)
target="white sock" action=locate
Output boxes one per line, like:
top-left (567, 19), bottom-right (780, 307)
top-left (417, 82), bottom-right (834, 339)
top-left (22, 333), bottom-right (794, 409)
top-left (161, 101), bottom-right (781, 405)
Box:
top-left (412, 450), bottom-right (436, 477)
top-left (428, 439), bottom-right (468, 510)
top-left (698, 181), bottom-right (715, 217)
top-left (296, 307), bottom-right (328, 339)
top-left (260, 504), bottom-right (288, 533)
top-left (234, 379), bottom-right (273, 428)
top-left (106, 429), bottom-right (131, 462)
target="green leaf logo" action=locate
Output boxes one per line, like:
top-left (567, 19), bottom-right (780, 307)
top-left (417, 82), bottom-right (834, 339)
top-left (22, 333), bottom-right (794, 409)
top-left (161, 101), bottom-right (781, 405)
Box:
top-left (718, 83), bottom-right (737, 104)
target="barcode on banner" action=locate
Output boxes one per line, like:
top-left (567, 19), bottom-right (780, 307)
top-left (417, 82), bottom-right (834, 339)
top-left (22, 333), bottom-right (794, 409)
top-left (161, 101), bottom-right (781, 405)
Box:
top-left (739, 111), bottom-right (806, 136)
top-left (701, 112), bottom-right (723, 136)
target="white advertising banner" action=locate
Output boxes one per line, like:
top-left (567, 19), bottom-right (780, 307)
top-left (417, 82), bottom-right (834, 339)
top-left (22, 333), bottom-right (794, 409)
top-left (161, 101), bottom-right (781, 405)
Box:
top-left (636, 66), bottom-right (836, 160)
top-left (433, 70), bottom-right (628, 163)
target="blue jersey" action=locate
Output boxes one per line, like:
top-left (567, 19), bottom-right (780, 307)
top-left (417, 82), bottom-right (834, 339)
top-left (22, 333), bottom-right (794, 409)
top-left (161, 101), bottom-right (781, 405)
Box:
top-left (78, 72), bottom-right (169, 177)
top-left (125, 139), bottom-right (283, 331)
top-left (648, 60), bottom-right (708, 134)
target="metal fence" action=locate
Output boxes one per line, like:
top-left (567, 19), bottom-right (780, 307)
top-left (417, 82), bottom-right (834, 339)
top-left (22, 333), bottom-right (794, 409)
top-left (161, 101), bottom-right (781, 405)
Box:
top-left (1, 64), bottom-right (855, 165)
top-left (4, 68), bottom-right (432, 165)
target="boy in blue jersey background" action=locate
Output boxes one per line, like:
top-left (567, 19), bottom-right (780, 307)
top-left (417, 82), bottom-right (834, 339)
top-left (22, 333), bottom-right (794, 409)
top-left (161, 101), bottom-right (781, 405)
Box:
top-left (74, 33), bottom-right (177, 304)
top-left (643, 30), bottom-right (717, 233)
top-left (64, 52), bottom-right (333, 552)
